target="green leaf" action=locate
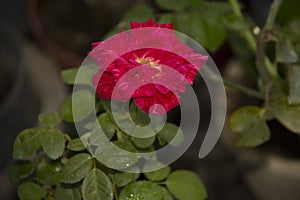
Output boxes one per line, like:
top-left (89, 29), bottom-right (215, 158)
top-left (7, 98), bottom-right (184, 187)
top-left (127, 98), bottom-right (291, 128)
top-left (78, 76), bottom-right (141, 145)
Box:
top-left (61, 153), bottom-right (93, 184)
top-left (98, 113), bottom-right (116, 139)
top-left (61, 68), bottom-right (79, 85)
top-left (72, 90), bottom-right (95, 122)
top-left (38, 112), bottom-right (61, 127)
top-left (112, 172), bottom-right (140, 187)
top-left (55, 187), bottom-right (81, 200)
top-left (37, 160), bottom-right (62, 185)
top-left (174, 12), bottom-right (226, 51)
top-left (82, 169), bottom-right (113, 200)
top-left (161, 187), bottom-right (173, 200)
top-left (189, 13), bottom-right (226, 52)
top-left (157, 123), bottom-right (184, 147)
top-left (144, 164), bottom-right (171, 181)
top-left (119, 181), bottom-right (164, 200)
top-left (270, 98), bottom-right (300, 134)
top-left (8, 160), bottom-right (34, 183)
top-left (60, 96), bottom-right (73, 122)
top-left (68, 138), bottom-right (86, 152)
top-left (18, 182), bottom-right (47, 200)
top-left (166, 170), bottom-right (207, 200)
top-left (230, 106), bottom-right (270, 147)
top-left (42, 129), bottom-right (65, 159)
top-left (130, 102), bottom-right (150, 126)
top-left (132, 135), bottom-right (155, 148)
top-left (13, 128), bottom-right (44, 159)
top-left (95, 141), bottom-right (139, 170)
top-left (288, 65), bottom-right (300, 104)
top-left (277, 37), bottom-right (299, 63)
top-left (155, 0), bottom-right (191, 11)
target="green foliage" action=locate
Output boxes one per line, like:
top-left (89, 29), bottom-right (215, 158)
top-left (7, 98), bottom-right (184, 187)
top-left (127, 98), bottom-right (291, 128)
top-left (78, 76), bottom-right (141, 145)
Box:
top-left (61, 153), bottom-right (93, 184)
top-left (55, 187), bottom-right (81, 200)
top-left (166, 170), bottom-right (207, 200)
top-left (8, 160), bottom-right (34, 183)
top-left (230, 106), bottom-right (271, 147)
top-left (82, 169), bottom-right (113, 200)
top-left (119, 181), bottom-right (165, 200)
top-left (112, 172), bottom-right (140, 187)
top-left (155, 0), bottom-right (191, 11)
top-left (157, 123), bottom-right (184, 147)
top-left (42, 129), bottom-right (65, 159)
top-left (288, 65), bottom-right (300, 104)
top-left (38, 112), bottom-right (61, 127)
top-left (18, 182), bottom-right (47, 200)
top-left (270, 98), bottom-right (300, 134)
top-left (67, 138), bottom-right (86, 152)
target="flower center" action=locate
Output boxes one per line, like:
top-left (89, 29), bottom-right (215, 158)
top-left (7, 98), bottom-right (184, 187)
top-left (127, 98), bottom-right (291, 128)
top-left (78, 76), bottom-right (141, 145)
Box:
top-left (135, 56), bottom-right (161, 71)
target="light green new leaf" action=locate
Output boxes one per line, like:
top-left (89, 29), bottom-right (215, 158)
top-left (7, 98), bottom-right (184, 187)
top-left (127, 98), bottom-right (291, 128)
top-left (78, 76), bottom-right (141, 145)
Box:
top-left (38, 112), bottom-right (61, 127)
top-left (230, 106), bottom-right (270, 147)
top-left (18, 182), bottom-right (47, 200)
top-left (119, 181), bottom-right (164, 200)
top-left (42, 129), bottom-right (65, 159)
top-left (60, 96), bottom-right (73, 122)
top-left (166, 170), bottom-right (207, 200)
top-left (61, 153), bottom-right (93, 184)
top-left (82, 169), bottom-right (113, 200)
top-left (270, 98), bottom-right (300, 134)
top-left (13, 128), bottom-right (45, 159)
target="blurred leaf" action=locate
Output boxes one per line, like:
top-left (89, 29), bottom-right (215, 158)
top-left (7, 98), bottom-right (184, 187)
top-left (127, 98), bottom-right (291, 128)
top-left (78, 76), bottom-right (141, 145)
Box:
top-left (13, 128), bottom-right (44, 159)
top-left (61, 153), bottom-right (93, 184)
top-left (68, 138), bottom-right (86, 152)
top-left (119, 181), bottom-right (164, 200)
top-left (42, 129), bottom-right (65, 159)
top-left (144, 163), bottom-right (171, 181)
top-left (72, 90), bottom-right (94, 122)
top-left (37, 160), bottom-right (62, 185)
top-left (161, 187), bottom-right (173, 200)
top-left (132, 135), bottom-right (155, 148)
top-left (60, 96), bottom-right (74, 122)
top-left (112, 172), bottom-right (140, 187)
top-left (61, 65), bottom-right (97, 86)
top-left (8, 160), bottom-right (34, 183)
top-left (166, 170), bottom-right (207, 200)
top-left (55, 187), bottom-right (81, 200)
top-left (95, 141), bottom-right (138, 170)
top-left (174, 13), bottom-right (226, 52)
top-left (157, 123), bottom-right (184, 147)
top-left (155, 0), bottom-right (191, 11)
top-left (104, 5), bottom-right (153, 38)
top-left (158, 14), bottom-right (175, 24)
top-left (230, 106), bottom-right (270, 147)
top-left (38, 112), bottom-right (61, 127)
top-left (82, 169), bottom-right (113, 200)
top-left (98, 113), bottom-right (116, 139)
top-left (61, 68), bottom-right (79, 85)
top-left (18, 182), bottom-right (47, 200)
top-left (270, 98), bottom-right (300, 134)
top-left (288, 65), bottom-right (300, 104)
top-left (277, 37), bottom-right (298, 63)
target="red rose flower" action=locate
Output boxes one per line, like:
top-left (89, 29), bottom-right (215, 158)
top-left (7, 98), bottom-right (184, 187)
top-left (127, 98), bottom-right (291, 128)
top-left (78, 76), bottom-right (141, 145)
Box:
top-left (89, 19), bottom-right (208, 114)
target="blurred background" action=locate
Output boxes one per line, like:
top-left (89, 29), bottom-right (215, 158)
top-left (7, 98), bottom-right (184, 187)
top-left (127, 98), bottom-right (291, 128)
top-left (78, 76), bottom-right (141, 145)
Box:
top-left (1, 0), bottom-right (300, 199)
